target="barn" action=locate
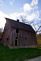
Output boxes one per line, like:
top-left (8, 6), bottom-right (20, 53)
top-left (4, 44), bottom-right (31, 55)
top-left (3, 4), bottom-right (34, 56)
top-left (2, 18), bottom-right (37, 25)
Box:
top-left (1, 18), bottom-right (37, 48)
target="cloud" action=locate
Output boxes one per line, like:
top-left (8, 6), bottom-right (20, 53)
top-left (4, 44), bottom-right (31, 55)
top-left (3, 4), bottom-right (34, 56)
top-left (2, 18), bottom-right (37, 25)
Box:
top-left (9, 12), bottom-right (20, 20)
top-left (31, 0), bottom-right (38, 6)
top-left (22, 0), bottom-right (39, 21)
top-left (9, 12), bottom-right (26, 22)
top-left (9, 0), bottom-right (39, 22)
top-left (0, 11), bottom-right (8, 17)
top-left (0, 11), bottom-right (9, 29)
top-left (23, 3), bottom-right (32, 12)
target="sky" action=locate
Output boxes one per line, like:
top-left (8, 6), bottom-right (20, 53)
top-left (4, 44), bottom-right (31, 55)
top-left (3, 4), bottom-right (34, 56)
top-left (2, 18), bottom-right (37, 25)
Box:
top-left (0, 0), bottom-right (32, 14)
top-left (0, 0), bottom-right (41, 31)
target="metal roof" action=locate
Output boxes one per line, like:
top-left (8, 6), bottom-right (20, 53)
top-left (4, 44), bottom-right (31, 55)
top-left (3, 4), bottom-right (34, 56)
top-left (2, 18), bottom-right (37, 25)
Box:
top-left (5, 18), bottom-right (35, 33)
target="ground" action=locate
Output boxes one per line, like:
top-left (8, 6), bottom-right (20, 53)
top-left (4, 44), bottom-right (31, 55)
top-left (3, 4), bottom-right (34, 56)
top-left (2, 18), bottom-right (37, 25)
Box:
top-left (25, 56), bottom-right (41, 61)
top-left (0, 44), bottom-right (41, 61)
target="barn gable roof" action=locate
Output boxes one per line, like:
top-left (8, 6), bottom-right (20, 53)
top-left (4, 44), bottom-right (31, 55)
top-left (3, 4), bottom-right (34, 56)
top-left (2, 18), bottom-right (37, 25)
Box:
top-left (5, 18), bottom-right (35, 33)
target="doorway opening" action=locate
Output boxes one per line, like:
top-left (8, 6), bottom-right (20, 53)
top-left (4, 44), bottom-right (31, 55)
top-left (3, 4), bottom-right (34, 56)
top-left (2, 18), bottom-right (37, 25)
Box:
top-left (15, 37), bottom-right (17, 46)
top-left (15, 28), bottom-right (19, 46)
top-left (15, 39), bottom-right (17, 46)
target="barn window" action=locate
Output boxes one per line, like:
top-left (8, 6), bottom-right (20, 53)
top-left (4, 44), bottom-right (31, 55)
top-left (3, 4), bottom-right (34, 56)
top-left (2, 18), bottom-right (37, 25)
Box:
top-left (15, 39), bottom-right (17, 46)
top-left (16, 37), bottom-right (17, 39)
top-left (15, 28), bottom-right (19, 46)
top-left (7, 38), bottom-right (9, 40)
top-left (0, 38), bottom-right (2, 41)
top-left (15, 37), bottom-right (17, 46)
top-left (16, 28), bottom-right (19, 33)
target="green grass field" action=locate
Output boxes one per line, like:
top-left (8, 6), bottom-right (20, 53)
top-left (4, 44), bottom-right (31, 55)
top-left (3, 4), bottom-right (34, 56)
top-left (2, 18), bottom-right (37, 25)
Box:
top-left (0, 44), bottom-right (41, 61)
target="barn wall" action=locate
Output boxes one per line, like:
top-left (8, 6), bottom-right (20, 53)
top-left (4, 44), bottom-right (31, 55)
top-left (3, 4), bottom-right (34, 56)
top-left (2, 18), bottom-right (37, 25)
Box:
top-left (9, 29), bottom-right (16, 47)
top-left (1, 22), bottom-right (11, 46)
top-left (1, 22), bottom-right (37, 48)
top-left (8, 28), bottom-right (37, 47)
top-left (17, 29), bottom-right (37, 47)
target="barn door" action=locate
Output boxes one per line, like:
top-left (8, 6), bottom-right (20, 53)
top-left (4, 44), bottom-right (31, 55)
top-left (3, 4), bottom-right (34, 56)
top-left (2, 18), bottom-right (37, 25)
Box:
top-left (15, 28), bottom-right (19, 46)
top-left (11, 30), bottom-right (16, 47)
top-left (11, 29), bottom-right (19, 47)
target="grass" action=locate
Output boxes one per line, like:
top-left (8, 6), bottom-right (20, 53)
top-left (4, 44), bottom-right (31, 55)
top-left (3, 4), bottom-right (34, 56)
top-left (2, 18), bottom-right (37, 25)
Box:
top-left (0, 44), bottom-right (41, 61)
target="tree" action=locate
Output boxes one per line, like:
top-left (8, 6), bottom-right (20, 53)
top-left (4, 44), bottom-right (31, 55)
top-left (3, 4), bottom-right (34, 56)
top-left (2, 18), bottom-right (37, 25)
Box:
top-left (29, 21), bottom-right (41, 34)
top-left (19, 15), bottom-right (41, 34)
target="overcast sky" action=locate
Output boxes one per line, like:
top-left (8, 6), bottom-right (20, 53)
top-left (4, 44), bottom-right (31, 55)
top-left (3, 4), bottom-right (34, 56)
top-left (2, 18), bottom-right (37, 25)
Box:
top-left (0, 0), bottom-right (41, 30)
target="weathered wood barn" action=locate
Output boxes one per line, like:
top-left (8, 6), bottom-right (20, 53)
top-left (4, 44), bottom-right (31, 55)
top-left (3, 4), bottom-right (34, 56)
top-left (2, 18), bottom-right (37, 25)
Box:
top-left (2, 18), bottom-right (37, 48)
